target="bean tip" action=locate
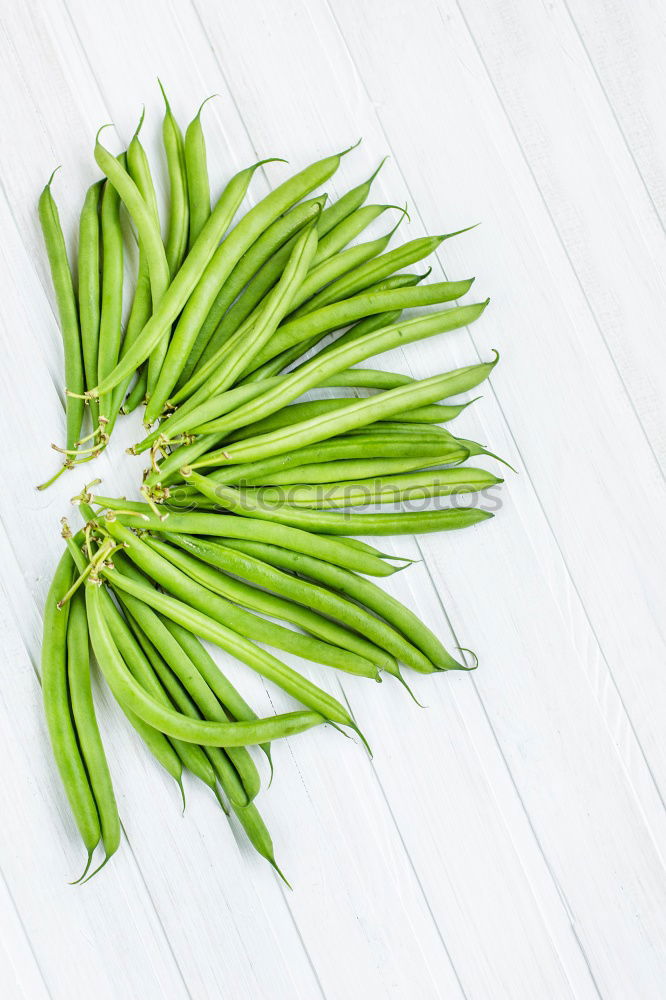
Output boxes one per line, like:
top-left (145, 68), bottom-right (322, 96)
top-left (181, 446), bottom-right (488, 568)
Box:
top-left (131, 105), bottom-right (146, 142)
top-left (94, 123), bottom-right (114, 146)
top-left (45, 165), bottom-right (61, 189)
top-left (368, 155), bottom-right (389, 184)
top-left (339, 137), bottom-right (363, 158)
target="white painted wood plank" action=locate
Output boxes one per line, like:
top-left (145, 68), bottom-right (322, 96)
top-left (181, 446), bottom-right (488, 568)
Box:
top-left (453, 0), bottom-right (666, 467)
top-left (564, 0), bottom-right (666, 231)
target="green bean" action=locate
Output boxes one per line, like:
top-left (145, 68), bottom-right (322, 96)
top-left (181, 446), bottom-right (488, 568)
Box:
top-left (185, 278), bottom-right (466, 405)
top-left (233, 801), bottom-right (286, 880)
top-left (127, 110), bottom-right (161, 219)
top-left (244, 467), bottom-right (501, 508)
top-left (101, 516), bottom-right (379, 680)
top-left (248, 278), bottom-right (474, 373)
top-left (112, 553), bottom-right (260, 801)
top-left (179, 221), bottom-right (319, 409)
top-left (211, 397), bottom-right (467, 443)
top-left (249, 273), bottom-right (427, 383)
top-left (240, 307), bottom-right (406, 384)
top-left (86, 577), bottom-right (325, 745)
top-left (170, 221), bottom-right (391, 407)
top-left (65, 533), bottom-right (200, 795)
top-left (171, 444), bottom-right (468, 493)
top-left (134, 359), bottom-right (416, 455)
top-left (158, 296), bottom-right (483, 481)
top-left (241, 450), bottom-right (469, 485)
top-left (185, 97), bottom-right (213, 249)
top-left (163, 533), bottom-right (436, 674)
top-left (283, 224), bottom-right (401, 322)
top-left (141, 146), bottom-right (358, 423)
top-left (121, 605), bottom-right (250, 806)
top-left (38, 172), bottom-right (85, 452)
top-left (94, 133), bottom-right (169, 309)
top-left (121, 368), bottom-right (148, 414)
top-left (313, 203), bottom-right (402, 265)
top-left (192, 161), bottom-right (386, 381)
top-left (95, 130), bottom-right (172, 399)
top-left (113, 113), bottom-right (162, 418)
top-left (155, 616), bottom-right (272, 770)
top-left (189, 432), bottom-right (469, 478)
top-left (89, 157), bottom-right (270, 400)
top-left (293, 228), bottom-right (473, 318)
top-left (180, 196), bottom-right (326, 388)
top-left (148, 298), bottom-right (485, 485)
top-left (97, 174), bottom-right (124, 433)
top-left (147, 290), bottom-right (466, 486)
top-left (42, 550), bottom-right (100, 874)
top-left (91, 499), bottom-right (405, 576)
top-left (225, 538), bottom-right (465, 670)
top-left (66, 588), bottom-right (120, 871)
top-left (159, 81), bottom-right (189, 277)
top-left (67, 531), bottom-right (187, 796)
top-left (146, 536), bottom-right (390, 672)
top-left (77, 181), bottom-right (103, 432)
top-left (317, 158), bottom-right (386, 233)
top-left (186, 473), bottom-right (492, 535)
top-left (188, 357), bottom-right (495, 470)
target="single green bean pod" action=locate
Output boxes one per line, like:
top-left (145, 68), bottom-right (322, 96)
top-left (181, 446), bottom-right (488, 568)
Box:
top-left (185, 96), bottom-right (214, 249)
top-left (42, 549), bottom-right (100, 877)
top-left (39, 172), bottom-right (85, 453)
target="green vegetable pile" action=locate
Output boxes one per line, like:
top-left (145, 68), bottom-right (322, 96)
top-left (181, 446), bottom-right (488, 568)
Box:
top-left (38, 85), bottom-right (505, 883)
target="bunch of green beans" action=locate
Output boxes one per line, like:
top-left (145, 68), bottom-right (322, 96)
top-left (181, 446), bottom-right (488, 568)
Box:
top-left (38, 87), bottom-right (509, 882)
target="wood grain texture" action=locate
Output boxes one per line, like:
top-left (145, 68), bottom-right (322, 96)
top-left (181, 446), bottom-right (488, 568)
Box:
top-left (0, 0), bottom-right (664, 997)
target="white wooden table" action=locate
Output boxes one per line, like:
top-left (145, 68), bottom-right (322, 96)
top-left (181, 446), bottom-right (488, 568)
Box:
top-left (1, 1), bottom-right (665, 997)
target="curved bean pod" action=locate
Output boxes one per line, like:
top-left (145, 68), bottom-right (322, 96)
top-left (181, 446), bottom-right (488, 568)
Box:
top-left (65, 533), bottom-right (207, 791)
top-left (95, 132), bottom-right (170, 307)
top-left (101, 516), bottom-right (380, 680)
top-left (240, 305), bottom-right (407, 384)
top-left (189, 434), bottom-right (469, 478)
top-left (181, 444), bottom-right (469, 489)
top-left (248, 278), bottom-right (474, 372)
top-left (121, 604), bottom-right (251, 806)
top-left (207, 397), bottom-right (466, 442)
top-left (158, 616), bottom-right (272, 767)
top-left (313, 203), bottom-right (401, 265)
top-left (86, 578), bottom-right (326, 744)
top-left (112, 554), bottom-right (260, 801)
